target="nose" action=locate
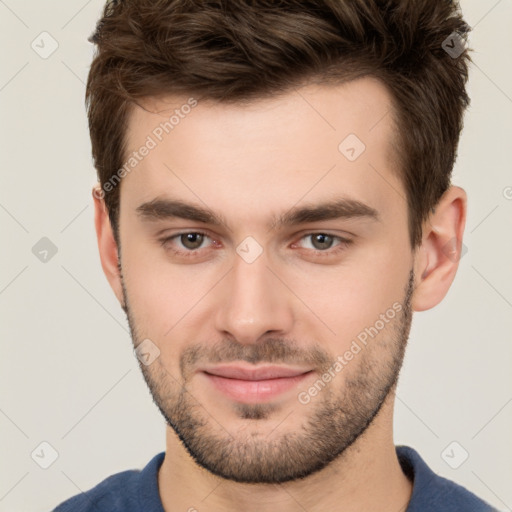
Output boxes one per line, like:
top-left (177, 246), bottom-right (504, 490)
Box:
top-left (214, 247), bottom-right (294, 345)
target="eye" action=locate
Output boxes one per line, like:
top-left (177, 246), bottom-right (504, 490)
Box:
top-left (294, 233), bottom-right (352, 255)
top-left (159, 231), bottom-right (215, 256)
top-left (158, 231), bottom-right (352, 260)
top-left (302, 233), bottom-right (337, 251)
top-left (177, 232), bottom-right (207, 250)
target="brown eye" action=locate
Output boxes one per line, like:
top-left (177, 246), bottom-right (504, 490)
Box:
top-left (293, 233), bottom-right (352, 257)
top-left (159, 231), bottom-right (216, 258)
top-left (309, 233), bottom-right (335, 250)
top-left (179, 232), bottom-right (205, 250)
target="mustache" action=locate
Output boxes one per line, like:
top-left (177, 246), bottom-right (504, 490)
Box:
top-left (179, 337), bottom-right (331, 376)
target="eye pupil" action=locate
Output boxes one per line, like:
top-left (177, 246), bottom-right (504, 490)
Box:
top-left (181, 233), bottom-right (204, 249)
top-left (312, 234), bottom-right (333, 250)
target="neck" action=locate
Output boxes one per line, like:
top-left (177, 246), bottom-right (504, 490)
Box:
top-left (158, 392), bottom-right (412, 512)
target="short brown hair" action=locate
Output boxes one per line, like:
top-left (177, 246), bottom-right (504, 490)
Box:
top-left (86, 0), bottom-right (471, 248)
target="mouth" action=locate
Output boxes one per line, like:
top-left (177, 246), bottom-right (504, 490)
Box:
top-left (199, 364), bottom-right (314, 403)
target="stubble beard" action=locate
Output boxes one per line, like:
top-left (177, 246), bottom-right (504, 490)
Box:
top-left (121, 269), bottom-right (415, 484)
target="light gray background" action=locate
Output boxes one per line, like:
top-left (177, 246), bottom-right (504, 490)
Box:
top-left (1, 1), bottom-right (511, 511)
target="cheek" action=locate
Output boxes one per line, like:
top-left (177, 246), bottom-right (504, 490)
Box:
top-left (121, 237), bottom-right (228, 353)
top-left (286, 245), bottom-right (409, 345)
top-left (121, 240), bottom-right (189, 332)
top-left (121, 218), bottom-right (411, 355)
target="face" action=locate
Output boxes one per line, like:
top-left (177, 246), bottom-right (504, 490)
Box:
top-left (116, 77), bottom-right (416, 483)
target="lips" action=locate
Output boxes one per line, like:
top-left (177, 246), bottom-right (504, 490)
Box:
top-left (201, 364), bottom-right (312, 381)
top-left (199, 364), bottom-right (314, 403)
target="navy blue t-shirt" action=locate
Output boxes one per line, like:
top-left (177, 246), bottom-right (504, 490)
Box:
top-left (53, 445), bottom-right (498, 511)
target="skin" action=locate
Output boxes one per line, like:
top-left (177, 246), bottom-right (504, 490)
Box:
top-left (93, 77), bottom-right (467, 512)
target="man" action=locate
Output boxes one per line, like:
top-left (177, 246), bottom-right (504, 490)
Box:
top-left (53, 0), bottom-right (497, 510)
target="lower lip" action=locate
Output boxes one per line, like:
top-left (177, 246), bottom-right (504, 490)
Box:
top-left (202, 371), bottom-right (313, 403)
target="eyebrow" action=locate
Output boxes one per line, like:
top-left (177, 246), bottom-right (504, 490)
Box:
top-left (136, 197), bottom-right (380, 231)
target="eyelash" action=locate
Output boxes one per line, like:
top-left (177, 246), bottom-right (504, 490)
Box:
top-left (158, 231), bottom-right (353, 259)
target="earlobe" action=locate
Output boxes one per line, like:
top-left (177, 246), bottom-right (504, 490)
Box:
top-left (92, 186), bottom-right (124, 306)
top-left (411, 186), bottom-right (467, 312)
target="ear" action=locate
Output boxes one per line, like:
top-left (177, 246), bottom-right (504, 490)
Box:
top-left (92, 186), bottom-right (124, 307)
top-left (412, 185), bottom-right (467, 312)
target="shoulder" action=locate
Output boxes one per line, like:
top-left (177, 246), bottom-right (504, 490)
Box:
top-left (53, 470), bottom-right (139, 511)
top-left (397, 445), bottom-right (499, 512)
top-left (52, 452), bottom-right (165, 512)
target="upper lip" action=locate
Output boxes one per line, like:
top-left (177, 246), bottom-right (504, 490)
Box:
top-left (201, 364), bottom-right (312, 381)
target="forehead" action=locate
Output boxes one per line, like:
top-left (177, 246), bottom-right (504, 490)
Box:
top-left (126, 76), bottom-right (396, 151)
top-left (121, 77), bottom-right (404, 227)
